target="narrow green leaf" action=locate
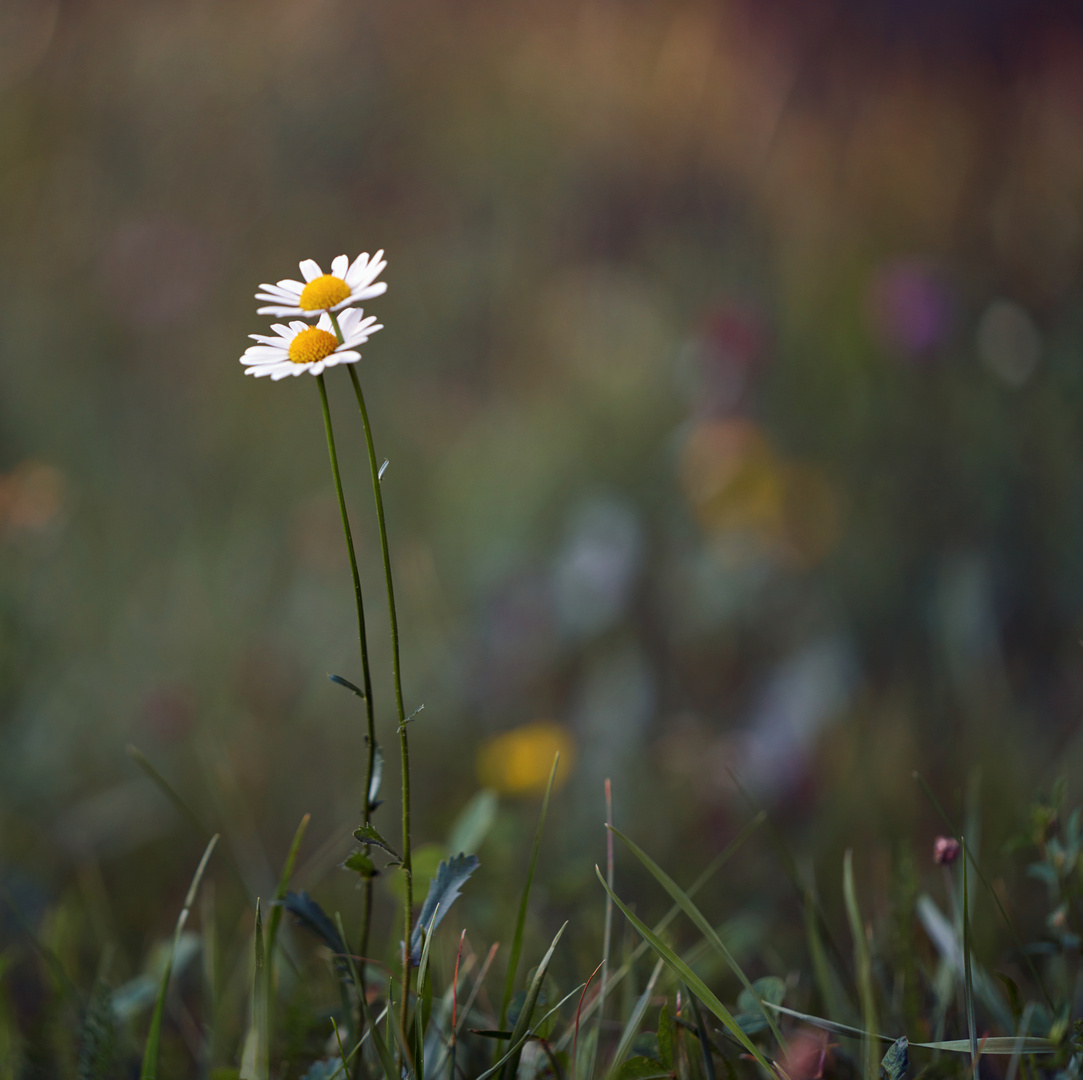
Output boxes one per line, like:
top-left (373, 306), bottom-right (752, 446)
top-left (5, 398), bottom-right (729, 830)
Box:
top-left (843, 851), bottom-right (877, 1080)
top-left (609, 826), bottom-right (786, 1051)
top-left (554, 813), bottom-right (764, 1055)
top-left (240, 901), bottom-right (269, 1080)
top-left (502, 922), bottom-right (567, 1080)
top-left (606, 958), bottom-right (664, 1077)
top-left (127, 745), bottom-right (212, 839)
top-left (687, 989), bottom-right (718, 1080)
top-left (913, 771), bottom-right (1053, 1011)
top-left (476, 981), bottom-right (584, 1080)
top-left (413, 906), bottom-right (441, 1080)
top-left (594, 867), bottom-right (774, 1078)
top-left (265, 813), bottom-right (310, 989)
top-left (328, 673), bottom-right (365, 699)
top-left (332, 912), bottom-right (396, 1080)
top-left (961, 838), bottom-right (977, 1076)
top-left (140, 834), bottom-right (218, 1080)
top-left (658, 1005), bottom-right (675, 1072)
top-left (500, 754), bottom-right (559, 1032)
top-left (762, 1004), bottom-right (1057, 1055)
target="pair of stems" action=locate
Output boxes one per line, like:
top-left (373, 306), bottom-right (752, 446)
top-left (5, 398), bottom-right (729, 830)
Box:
top-left (315, 314), bottom-right (413, 1045)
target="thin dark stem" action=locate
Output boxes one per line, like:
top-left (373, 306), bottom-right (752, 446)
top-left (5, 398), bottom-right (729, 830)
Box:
top-left (343, 360), bottom-right (413, 1039)
top-left (315, 372), bottom-right (377, 1000)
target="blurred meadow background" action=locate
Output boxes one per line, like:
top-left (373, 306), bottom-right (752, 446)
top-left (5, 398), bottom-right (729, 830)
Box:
top-left (5, 0), bottom-right (1083, 1064)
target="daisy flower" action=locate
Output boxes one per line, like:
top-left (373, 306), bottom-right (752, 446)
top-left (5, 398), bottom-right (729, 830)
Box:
top-left (255, 251), bottom-right (387, 317)
top-left (241, 308), bottom-right (382, 380)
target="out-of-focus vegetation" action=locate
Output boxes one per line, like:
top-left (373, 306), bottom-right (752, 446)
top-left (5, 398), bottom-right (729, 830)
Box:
top-left (4, 0), bottom-right (1083, 1073)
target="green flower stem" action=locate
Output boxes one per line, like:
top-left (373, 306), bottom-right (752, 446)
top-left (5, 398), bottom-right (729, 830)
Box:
top-left (314, 372), bottom-right (378, 989)
top-left (343, 360), bottom-right (413, 1038)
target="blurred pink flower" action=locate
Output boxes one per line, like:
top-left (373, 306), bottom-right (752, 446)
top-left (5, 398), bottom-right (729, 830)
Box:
top-left (934, 836), bottom-right (961, 865)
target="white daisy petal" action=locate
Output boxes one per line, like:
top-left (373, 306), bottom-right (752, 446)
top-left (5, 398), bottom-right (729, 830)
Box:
top-left (331, 255), bottom-right (349, 278)
top-left (256, 305), bottom-right (305, 317)
top-left (299, 260), bottom-right (323, 283)
top-left (276, 280), bottom-right (306, 293)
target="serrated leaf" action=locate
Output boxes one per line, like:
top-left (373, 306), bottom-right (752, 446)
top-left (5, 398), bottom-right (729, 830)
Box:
top-left (880, 1037), bottom-right (908, 1080)
top-left (611, 1056), bottom-right (672, 1080)
top-left (353, 822), bottom-right (399, 861)
top-left (409, 853), bottom-right (480, 964)
top-left (274, 892), bottom-right (345, 962)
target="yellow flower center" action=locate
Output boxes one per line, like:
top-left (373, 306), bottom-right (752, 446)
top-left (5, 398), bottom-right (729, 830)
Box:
top-left (288, 327), bottom-right (339, 365)
top-left (298, 274), bottom-right (352, 311)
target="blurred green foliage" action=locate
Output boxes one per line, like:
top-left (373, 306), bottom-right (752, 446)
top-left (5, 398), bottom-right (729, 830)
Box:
top-left (4, 0), bottom-right (1083, 1072)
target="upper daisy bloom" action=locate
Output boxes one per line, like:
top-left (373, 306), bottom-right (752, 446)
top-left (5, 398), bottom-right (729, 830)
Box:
top-left (255, 251), bottom-right (387, 317)
top-left (241, 308), bottom-right (382, 380)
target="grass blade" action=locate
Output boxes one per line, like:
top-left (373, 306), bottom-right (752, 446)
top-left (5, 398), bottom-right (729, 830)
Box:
top-left (414, 905), bottom-right (441, 1080)
top-left (501, 921), bottom-right (568, 1080)
top-left (842, 851), bottom-right (877, 1080)
top-left (140, 834), bottom-right (218, 1080)
top-left (500, 754), bottom-right (559, 1032)
top-left (609, 825), bottom-right (786, 1051)
top-left (554, 815), bottom-right (764, 1055)
top-left (334, 912), bottom-right (397, 1080)
top-left (240, 900), bottom-right (269, 1080)
top-left (265, 813), bottom-right (310, 990)
top-left (606, 958), bottom-right (664, 1078)
top-left (761, 1005), bottom-right (1057, 1056)
top-left (477, 980), bottom-right (583, 1080)
top-left (594, 866), bottom-right (773, 1077)
top-left (913, 771), bottom-right (1053, 1010)
top-left (127, 745), bottom-right (212, 839)
top-left (961, 839), bottom-right (977, 1076)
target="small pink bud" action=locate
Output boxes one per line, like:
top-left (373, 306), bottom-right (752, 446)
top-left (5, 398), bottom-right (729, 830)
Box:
top-left (934, 836), bottom-right (961, 865)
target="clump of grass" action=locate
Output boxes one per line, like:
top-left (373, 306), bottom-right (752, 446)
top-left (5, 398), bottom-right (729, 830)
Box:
top-left (3, 255), bottom-right (1083, 1080)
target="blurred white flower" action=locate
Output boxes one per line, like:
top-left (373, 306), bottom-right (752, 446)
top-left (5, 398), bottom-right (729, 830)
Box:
top-left (241, 308), bottom-right (381, 380)
top-left (256, 251), bottom-right (387, 317)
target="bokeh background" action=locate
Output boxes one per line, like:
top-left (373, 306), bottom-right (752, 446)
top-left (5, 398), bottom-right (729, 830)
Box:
top-left (4, 0), bottom-right (1083, 1003)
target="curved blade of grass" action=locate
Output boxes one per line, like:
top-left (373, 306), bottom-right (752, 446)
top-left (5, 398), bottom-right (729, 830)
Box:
top-left (594, 867), bottom-right (773, 1077)
top-left (414, 905), bottom-right (441, 1080)
top-left (240, 899), bottom-right (269, 1080)
top-left (913, 772), bottom-right (1052, 1010)
top-left (554, 815), bottom-right (764, 1055)
top-left (606, 957), bottom-right (664, 1078)
top-left (609, 825), bottom-right (786, 1051)
top-left (729, 769), bottom-right (857, 1010)
top-left (265, 813), bottom-right (310, 989)
top-left (476, 980), bottom-right (584, 1080)
top-left (334, 912), bottom-right (396, 1080)
top-left (843, 852), bottom-right (877, 1080)
top-left (961, 838), bottom-right (978, 1076)
top-left (762, 1004), bottom-right (1057, 1054)
top-left (687, 988), bottom-right (718, 1080)
top-left (127, 745), bottom-right (213, 839)
top-left (501, 921), bottom-right (567, 1080)
top-left (500, 754), bottom-right (559, 1032)
top-left (140, 834), bottom-right (218, 1080)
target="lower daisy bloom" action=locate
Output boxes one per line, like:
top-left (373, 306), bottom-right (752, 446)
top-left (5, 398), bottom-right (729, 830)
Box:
top-left (255, 251), bottom-right (387, 317)
top-left (241, 308), bottom-right (382, 380)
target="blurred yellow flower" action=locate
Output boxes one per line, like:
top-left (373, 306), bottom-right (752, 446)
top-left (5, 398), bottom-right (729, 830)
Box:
top-left (476, 722), bottom-right (575, 796)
